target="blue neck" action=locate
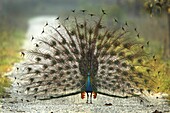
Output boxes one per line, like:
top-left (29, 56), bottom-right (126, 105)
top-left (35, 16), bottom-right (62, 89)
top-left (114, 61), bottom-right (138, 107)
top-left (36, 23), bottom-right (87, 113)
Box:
top-left (86, 75), bottom-right (93, 92)
top-left (87, 75), bottom-right (91, 85)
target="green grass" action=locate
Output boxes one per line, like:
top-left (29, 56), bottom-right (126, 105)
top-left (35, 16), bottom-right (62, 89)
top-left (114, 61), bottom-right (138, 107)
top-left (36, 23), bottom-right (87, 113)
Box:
top-left (0, 29), bottom-right (25, 97)
top-left (152, 59), bottom-right (170, 105)
top-left (0, 76), bottom-right (11, 96)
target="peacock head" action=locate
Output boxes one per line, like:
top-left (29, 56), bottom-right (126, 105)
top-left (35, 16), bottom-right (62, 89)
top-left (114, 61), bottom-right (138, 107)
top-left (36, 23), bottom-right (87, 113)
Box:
top-left (88, 72), bottom-right (90, 76)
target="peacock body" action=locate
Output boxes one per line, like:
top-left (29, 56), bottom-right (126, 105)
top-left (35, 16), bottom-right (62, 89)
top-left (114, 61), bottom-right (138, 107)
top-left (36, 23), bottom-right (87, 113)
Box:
top-left (10, 10), bottom-right (156, 104)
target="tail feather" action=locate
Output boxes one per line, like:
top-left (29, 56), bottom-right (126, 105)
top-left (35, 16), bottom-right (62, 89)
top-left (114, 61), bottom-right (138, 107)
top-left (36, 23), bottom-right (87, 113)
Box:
top-left (10, 10), bottom-right (157, 102)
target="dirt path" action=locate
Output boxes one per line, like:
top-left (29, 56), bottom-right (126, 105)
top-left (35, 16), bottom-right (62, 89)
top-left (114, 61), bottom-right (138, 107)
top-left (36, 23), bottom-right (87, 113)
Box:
top-left (1, 93), bottom-right (170, 113)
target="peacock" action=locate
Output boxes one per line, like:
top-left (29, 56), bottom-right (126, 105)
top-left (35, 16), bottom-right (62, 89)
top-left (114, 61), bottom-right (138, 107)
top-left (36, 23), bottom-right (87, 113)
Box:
top-left (10, 10), bottom-right (157, 104)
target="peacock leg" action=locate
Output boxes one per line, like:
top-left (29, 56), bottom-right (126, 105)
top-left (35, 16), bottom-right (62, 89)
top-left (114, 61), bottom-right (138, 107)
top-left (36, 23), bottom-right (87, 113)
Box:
top-left (90, 92), bottom-right (92, 104)
top-left (86, 92), bottom-right (89, 103)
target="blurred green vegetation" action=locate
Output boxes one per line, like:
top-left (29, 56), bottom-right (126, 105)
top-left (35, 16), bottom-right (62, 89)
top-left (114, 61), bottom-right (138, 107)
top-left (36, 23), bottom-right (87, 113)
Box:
top-left (0, 0), bottom-right (169, 101)
top-left (0, 29), bottom-right (24, 73)
top-left (0, 20), bottom-right (25, 97)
